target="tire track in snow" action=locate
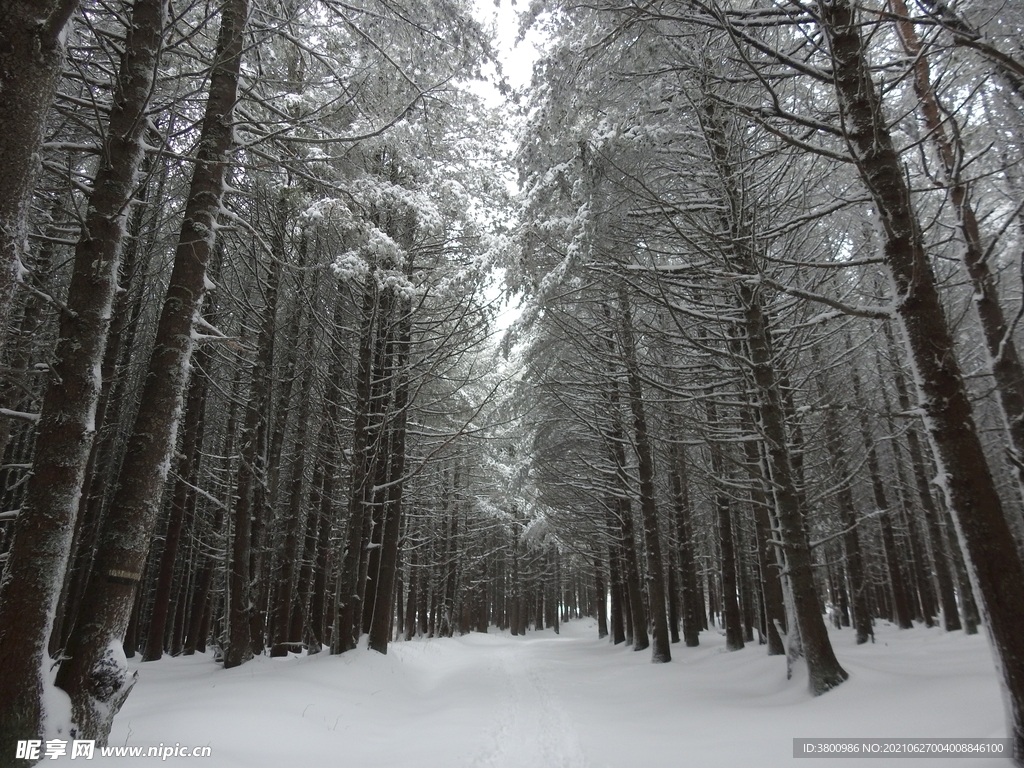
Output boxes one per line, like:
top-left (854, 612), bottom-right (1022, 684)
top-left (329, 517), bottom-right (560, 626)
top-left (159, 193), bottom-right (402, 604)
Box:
top-left (468, 641), bottom-right (589, 768)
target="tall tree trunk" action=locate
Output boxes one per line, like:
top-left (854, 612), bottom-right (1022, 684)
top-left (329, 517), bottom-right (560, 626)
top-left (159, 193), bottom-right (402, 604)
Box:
top-left (0, 0), bottom-right (78, 353)
top-left (737, 279), bottom-right (846, 693)
top-left (882, 323), bottom-right (961, 630)
top-left (668, 438), bottom-right (701, 648)
top-left (943, 501), bottom-right (981, 635)
top-left (877, 370), bottom-right (937, 626)
top-left (892, 0), bottom-right (1024, 524)
top-left (368, 290), bottom-right (411, 654)
top-left (356, 286), bottom-right (397, 639)
top-left (306, 423), bottom-right (337, 652)
top-left (185, 367), bottom-right (242, 656)
top-left (616, 290), bottom-right (671, 662)
top-left (53, 143), bottom-right (162, 657)
top-left (820, 0), bottom-right (1024, 753)
top-left (611, 456), bottom-right (647, 651)
top-left (813, 351), bottom-right (872, 644)
top-left (700, 105), bottom-right (847, 692)
top-left (704, 394), bottom-right (744, 652)
top-left (404, 538), bottom-right (421, 640)
top-left (739, 406), bottom-right (788, 655)
top-left (334, 277), bottom-right (379, 652)
top-left (247, 205), bottom-right (298, 654)
top-left (694, 97), bottom-right (845, 690)
top-left (599, 308), bottom-right (648, 652)
top-left (0, 0), bottom-right (165, 754)
top-left (53, 0), bottom-right (248, 740)
top-left (142, 337), bottom-right (210, 661)
top-left (594, 554), bottom-right (609, 639)
top-left (666, 548), bottom-right (680, 644)
top-left (289, 488), bottom-right (319, 650)
top-left (849, 355), bottom-right (914, 630)
top-left (224, 248), bottom-right (283, 667)
top-left (607, 536), bottom-right (627, 645)
top-left (739, 543), bottom-right (756, 643)
top-left (270, 323), bottom-right (315, 657)
top-left (439, 483), bottom-right (459, 638)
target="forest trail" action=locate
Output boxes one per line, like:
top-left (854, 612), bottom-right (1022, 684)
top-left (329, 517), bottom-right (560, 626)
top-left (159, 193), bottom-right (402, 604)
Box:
top-left (468, 637), bottom-right (589, 768)
top-left (83, 619), bottom-right (1009, 767)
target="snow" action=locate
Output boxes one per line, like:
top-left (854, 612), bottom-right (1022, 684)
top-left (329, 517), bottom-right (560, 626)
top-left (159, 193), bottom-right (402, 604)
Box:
top-left (51, 620), bottom-right (1010, 767)
top-left (0, 407), bottom-right (41, 422)
top-left (41, 656), bottom-right (73, 742)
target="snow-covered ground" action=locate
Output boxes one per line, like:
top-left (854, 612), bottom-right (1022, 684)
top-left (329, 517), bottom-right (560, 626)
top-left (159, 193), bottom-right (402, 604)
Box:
top-left (61, 619), bottom-right (1009, 767)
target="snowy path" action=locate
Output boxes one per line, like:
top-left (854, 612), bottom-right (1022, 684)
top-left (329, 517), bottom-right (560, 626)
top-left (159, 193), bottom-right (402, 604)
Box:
top-left (469, 641), bottom-right (588, 768)
top-left (71, 620), bottom-right (1012, 767)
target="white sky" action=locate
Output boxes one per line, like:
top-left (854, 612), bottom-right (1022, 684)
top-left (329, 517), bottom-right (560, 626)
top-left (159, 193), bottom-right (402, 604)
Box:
top-left (473, 0), bottom-right (544, 99)
top-left (470, 1), bottom-right (542, 336)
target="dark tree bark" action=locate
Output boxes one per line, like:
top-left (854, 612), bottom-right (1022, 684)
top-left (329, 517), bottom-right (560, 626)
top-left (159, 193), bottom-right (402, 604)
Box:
top-left (307, 422), bottom-right (337, 653)
top-left (0, 0), bottom-right (166, 754)
top-left (943, 502), bottom-right (981, 635)
top-left (308, 279), bottom-right (355, 652)
top-left (54, 0), bottom-right (248, 739)
top-left (611, 455), bottom-right (647, 652)
top-left (877, 372), bottom-right (937, 626)
top-left (813, 350), bottom-right (872, 644)
top-left (698, 102), bottom-right (847, 693)
top-left (737, 261), bottom-right (847, 693)
top-left (424, 559), bottom-right (436, 637)
top-left (143, 336), bottom-right (210, 662)
top-left (666, 548), bottom-right (680, 644)
top-left (404, 538), bottom-right (420, 640)
top-left (357, 286), bottom-right (399, 639)
top-left (334, 276), bottom-right (379, 652)
top-left (849, 358), bottom-right (914, 630)
top-left (820, 0), bottom-right (1024, 753)
top-left (607, 536), bottom-right (627, 645)
top-left (617, 291), bottom-right (671, 662)
top-left (270, 322), bottom-right (315, 657)
top-left (594, 554), bottom-right (609, 639)
top-left (53, 141), bottom-right (165, 658)
top-left (739, 547), bottom-right (756, 643)
top-left (224, 247), bottom-right (283, 667)
top-left (394, 548), bottom-right (406, 641)
top-left (892, 0), bottom-right (1024, 513)
top-left (290, 492), bottom-right (319, 650)
top-left (739, 406), bottom-right (788, 655)
top-left (668, 439), bottom-right (701, 648)
top-left (439, 484), bottom-right (460, 638)
top-left (692, 93), bottom-right (843, 688)
top-left (368, 289), bottom-right (411, 654)
top-left (882, 323), bottom-right (961, 631)
top-left (704, 394), bottom-right (744, 652)
top-left (598, 311), bottom-right (648, 652)
top-left (0, 0), bottom-right (78, 352)
top-left (184, 366), bottom-right (242, 657)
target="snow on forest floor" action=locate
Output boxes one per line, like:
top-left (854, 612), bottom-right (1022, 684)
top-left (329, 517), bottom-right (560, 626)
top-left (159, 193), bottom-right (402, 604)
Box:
top-left (61, 619), bottom-right (1010, 767)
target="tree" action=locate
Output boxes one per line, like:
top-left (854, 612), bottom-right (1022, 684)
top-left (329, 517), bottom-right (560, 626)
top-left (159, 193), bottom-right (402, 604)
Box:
top-left (891, 0), bottom-right (1024, 515)
top-left (816, 0), bottom-right (1024, 754)
top-left (0, 0), bottom-right (167, 756)
top-left (0, 0), bottom-right (78, 353)
top-left (53, 0), bottom-right (249, 738)
top-left (616, 288), bottom-right (672, 662)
